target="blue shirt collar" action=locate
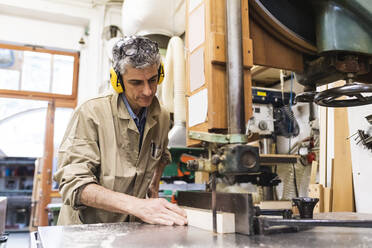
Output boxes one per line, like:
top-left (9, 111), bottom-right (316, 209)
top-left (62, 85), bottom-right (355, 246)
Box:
top-left (122, 94), bottom-right (146, 121)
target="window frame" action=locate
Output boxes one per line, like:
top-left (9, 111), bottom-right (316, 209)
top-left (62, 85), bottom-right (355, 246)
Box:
top-left (0, 42), bottom-right (79, 108)
top-left (0, 41), bottom-right (80, 226)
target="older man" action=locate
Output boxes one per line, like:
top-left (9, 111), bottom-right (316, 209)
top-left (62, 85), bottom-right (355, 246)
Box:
top-left (54, 36), bottom-right (187, 226)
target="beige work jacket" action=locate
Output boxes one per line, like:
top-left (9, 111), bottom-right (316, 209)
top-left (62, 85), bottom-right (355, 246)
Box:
top-left (53, 90), bottom-right (170, 225)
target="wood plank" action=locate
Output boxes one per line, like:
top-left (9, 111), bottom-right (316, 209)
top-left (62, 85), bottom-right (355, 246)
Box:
top-left (258, 201), bottom-right (292, 209)
top-left (244, 65), bottom-right (253, 121)
top-left (310, 161), bottom-right (318, 185)
top-left (205, 0), bottom-right (227, 130)
top-left (324, 187), bottom-right (332, 213)
top-left (183, 207), bottom-right (235, 233)
top-left (38, 101), bottom-right (55, 226)
top-left (241, 0), bottom-right (253, 68)
top-left (333, 103), bottom-right (355, 212)
top-left (318, 85), bottom-right (328, 186)
top-left (208, 64), bottom-right (227, 129)
top-left (308, 184), bottom-right (324, 213)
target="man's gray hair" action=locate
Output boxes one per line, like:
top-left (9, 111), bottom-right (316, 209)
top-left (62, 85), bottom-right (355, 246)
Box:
top-left (112, 36), bottom-right (161, 75)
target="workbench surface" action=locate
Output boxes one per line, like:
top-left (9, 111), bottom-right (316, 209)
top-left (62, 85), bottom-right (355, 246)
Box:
top-left (37, 214), bottom-right (372, 248)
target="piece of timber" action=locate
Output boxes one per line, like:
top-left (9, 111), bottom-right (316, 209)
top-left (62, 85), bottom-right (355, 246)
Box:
top-left (333, 92), bottom-right (354, 211)
top-left (177, 191), bottom-right (255, 235)
top-left (258, 201), bottom-right (292, 210)
top-left (310, 161), bottom-right (318, 185)
top-left (323, 187), bottom-right (332, 213)
top-left (308, 184), bottom-right (324, 213)
top-left (183, 207), bottom-right (235, 233)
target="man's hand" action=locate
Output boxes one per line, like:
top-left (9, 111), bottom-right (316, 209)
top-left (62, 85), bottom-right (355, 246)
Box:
top-left (80, 184), bottom-right (187, 226)
top-left (131, 198), bottom-right (188, 226)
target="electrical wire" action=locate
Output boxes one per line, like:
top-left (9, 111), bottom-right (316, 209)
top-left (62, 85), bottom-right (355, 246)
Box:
top-left (288, 72), bottom-right (294, 153)
top-left (280, 70), bottom-right (285, 104)
top-left (292, 163), bottom-right (299, 197)
top-left (289, 73), bottom-right (299, 197)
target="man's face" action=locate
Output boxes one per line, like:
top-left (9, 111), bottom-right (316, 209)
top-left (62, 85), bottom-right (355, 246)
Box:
top-left (122, 64), bottom-right (158, 113)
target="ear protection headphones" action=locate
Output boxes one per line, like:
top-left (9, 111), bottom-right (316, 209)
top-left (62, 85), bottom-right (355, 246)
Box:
top-left (110, 62), bottom-right (165, 93)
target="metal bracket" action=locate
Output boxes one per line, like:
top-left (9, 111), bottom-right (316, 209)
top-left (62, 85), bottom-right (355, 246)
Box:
top-left (188, 131), bottom-right (248, 144)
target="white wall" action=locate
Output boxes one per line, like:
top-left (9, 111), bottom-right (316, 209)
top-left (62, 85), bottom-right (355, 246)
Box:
top-left (0, 14), bottom-right (84, 50)
top-left (0, 0), bottom-right (122, 103)
top-left (348, 105), bottom-right (372, 213)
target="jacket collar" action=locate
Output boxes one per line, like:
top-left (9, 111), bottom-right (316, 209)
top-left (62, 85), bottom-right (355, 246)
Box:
top-left (110, 90), bottom-right (161, 121)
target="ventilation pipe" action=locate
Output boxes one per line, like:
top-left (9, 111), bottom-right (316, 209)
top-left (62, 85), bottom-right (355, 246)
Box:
top-left (122, 0), bottom-right (185, 37)
top-left (161, 41), bottom-right (174, 113)
top-left (226, 0), bottom-right (245, 134)
top-left (164, 36), bottom-right (187, 147)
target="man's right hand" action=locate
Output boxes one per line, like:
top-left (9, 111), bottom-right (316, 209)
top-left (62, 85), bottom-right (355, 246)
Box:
top-left (131, 198), bottom-right (188, 226)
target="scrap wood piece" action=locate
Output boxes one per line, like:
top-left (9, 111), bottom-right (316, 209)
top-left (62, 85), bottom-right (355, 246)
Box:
top-left (308, 184), bottom-right (324, 213)
top-left (182, 207), bottom-right (235, 233)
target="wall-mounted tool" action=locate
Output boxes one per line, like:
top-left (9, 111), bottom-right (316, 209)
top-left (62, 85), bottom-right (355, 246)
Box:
top-left (349, 114), bottom-right (372, 151)
top-left (250, 87), bottom-right (299, 140)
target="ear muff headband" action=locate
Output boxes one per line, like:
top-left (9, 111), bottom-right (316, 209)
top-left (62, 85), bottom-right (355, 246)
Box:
top-left (110, 62), bottom-right (165, 93)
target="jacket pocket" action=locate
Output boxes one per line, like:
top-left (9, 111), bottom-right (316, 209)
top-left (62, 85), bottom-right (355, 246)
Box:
top-left (150, 140), bottom-right (162, 161)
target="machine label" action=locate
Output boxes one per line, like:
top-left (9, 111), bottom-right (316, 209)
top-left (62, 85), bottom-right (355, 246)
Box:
top-left (257, 91), bottom-right (267, 96)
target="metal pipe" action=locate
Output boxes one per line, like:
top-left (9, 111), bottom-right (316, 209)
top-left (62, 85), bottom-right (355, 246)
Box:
top-left (226, 0), bottom-right (245, 134)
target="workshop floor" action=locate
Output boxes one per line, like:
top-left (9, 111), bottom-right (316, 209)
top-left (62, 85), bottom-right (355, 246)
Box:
top-left (4, 232), bottom-right (29, 248)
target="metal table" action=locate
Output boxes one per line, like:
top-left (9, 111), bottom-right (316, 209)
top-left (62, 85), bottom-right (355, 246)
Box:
top-left (36, 213), bottom-right (372, 248)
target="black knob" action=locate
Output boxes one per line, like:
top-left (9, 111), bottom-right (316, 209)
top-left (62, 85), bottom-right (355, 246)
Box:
top-left (186, 160), bottom-right (199, 171)
top-left (211, 155), bottom-right (221, 165)
top-left (292, 197), bottom-right (319, 219)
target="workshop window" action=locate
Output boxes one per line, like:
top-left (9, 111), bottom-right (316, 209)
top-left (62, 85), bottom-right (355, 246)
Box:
top-left (0, 98), bottom-right (47, 157)
top-left (0, 43), bottom-right (79, 157)
top-left (0, 43), bottom-right (79, 101)
top-left (0, 42), bottom-right (79, 227)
